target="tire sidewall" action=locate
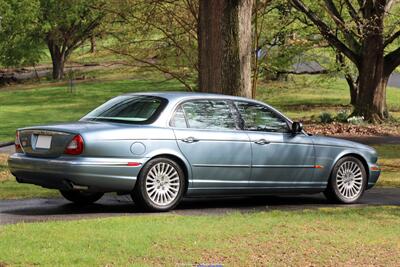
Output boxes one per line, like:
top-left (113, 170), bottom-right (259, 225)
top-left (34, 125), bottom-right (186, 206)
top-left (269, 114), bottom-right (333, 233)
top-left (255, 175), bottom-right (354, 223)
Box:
top-left (136, 158), bottom-right (186, 211)
top-left (330, 156), bottom-right (367, 203)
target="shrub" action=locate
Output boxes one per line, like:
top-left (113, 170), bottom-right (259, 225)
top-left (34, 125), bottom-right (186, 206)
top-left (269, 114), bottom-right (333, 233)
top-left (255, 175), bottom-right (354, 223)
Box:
top-left (335, 110), bottom-right (349, 122)
top-left (318, 112), bottom-right (334, 123)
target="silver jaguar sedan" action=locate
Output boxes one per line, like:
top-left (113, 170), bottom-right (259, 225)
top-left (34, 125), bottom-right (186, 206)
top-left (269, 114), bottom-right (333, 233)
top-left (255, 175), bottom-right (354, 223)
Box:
top-left (8, 92), bottom-right (380, 211)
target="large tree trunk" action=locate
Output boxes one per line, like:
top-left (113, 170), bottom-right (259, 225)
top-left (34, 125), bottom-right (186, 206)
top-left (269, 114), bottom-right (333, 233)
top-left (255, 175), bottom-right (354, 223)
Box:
top-left (198, 0), bottom-right (223, 93)
top-left (47, 40), bottom-right (66, 80)
top-left (198, 0), bottom-right (253, 97)
top-left (51, 54), bottom-right (65, 80)
top-left (352, 2), bottom-right (388, 122)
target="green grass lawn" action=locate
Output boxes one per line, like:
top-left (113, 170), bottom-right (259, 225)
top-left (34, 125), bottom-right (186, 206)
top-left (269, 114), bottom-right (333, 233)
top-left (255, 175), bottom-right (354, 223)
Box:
top-left (373, 145), bottom-right (400, 187)
top-left (0, 207), bottom-right (398, 266)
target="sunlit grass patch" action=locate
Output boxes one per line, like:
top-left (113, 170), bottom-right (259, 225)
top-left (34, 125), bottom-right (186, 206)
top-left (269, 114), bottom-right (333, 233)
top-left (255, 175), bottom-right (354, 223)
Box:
top-left (0, 207), bottom-right (398, 266)
top-left (373, 145), bottom-right (400, 187)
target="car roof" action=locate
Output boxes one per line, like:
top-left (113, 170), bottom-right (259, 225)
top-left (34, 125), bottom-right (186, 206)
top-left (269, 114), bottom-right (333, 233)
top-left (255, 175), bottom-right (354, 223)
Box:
top-left (123, 91), bottom-right (258, 103)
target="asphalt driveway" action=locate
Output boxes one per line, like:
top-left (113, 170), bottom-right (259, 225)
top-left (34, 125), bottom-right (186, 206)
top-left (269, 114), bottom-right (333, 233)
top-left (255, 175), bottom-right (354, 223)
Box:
top-left (0, 188), bottom-right (398, 225)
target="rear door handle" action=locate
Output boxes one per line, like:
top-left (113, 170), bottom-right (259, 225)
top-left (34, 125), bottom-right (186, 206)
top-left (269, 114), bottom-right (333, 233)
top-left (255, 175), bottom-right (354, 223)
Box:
top-left (181, 137), bottom-right (199, 143)
top-left (254, 139), bottom-right (270, 145)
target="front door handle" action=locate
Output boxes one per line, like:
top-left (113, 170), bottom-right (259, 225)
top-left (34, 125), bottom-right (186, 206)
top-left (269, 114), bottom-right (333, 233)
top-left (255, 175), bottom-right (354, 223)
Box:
top-left (254, 139), bottom-right (270, 145)
top-left (182, 137), bottom-right (199, 143)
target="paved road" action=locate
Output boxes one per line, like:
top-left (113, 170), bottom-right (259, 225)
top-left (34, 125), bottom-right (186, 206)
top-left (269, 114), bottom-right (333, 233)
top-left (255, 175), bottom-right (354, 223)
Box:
top-left (0, 188), bottom-right (398, 225)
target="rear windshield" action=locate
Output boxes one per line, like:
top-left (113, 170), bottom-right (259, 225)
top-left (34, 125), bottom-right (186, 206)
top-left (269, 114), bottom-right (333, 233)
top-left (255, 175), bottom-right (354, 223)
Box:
top-left (81, 95), bottom-right (167, 124)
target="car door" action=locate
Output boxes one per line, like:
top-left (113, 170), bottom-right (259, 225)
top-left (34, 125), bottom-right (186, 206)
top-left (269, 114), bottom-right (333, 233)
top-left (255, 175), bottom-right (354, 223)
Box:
top-left (170, 99), bottom-right (251, 190)
top-left (234, 101), bottom-right (318, 189)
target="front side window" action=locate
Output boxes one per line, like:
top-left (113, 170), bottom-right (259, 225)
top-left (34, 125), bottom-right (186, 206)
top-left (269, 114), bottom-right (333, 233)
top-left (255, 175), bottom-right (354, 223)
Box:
top-left (235, 101), bottom-right (289, 133)
top-left (179, 100), bottom-right (237, 130)
top-left (82, 96), bottom-right (167, 124)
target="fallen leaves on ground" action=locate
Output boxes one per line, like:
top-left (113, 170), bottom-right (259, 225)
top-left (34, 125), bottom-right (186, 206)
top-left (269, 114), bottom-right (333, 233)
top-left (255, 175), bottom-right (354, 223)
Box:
top-left (304, 122), bottom-right (400, 136)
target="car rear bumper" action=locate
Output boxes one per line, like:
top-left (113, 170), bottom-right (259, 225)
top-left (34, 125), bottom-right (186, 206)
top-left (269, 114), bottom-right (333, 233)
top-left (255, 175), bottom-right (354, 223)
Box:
top-left (8, 153), bottom-right (146, 192)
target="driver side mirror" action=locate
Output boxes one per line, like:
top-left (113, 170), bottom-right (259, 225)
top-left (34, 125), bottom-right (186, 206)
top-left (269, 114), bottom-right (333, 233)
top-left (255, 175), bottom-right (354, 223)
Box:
top-left (291, 121), bottom-right (303, 134)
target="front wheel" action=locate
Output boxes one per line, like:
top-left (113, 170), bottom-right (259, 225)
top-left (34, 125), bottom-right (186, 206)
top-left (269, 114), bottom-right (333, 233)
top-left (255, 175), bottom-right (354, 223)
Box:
top-left (324, 156), bottom-right (367, 204)
top-left (132, 158), bottom-right (186, 211)
top-left (60, 190), bottom-right (104, 205)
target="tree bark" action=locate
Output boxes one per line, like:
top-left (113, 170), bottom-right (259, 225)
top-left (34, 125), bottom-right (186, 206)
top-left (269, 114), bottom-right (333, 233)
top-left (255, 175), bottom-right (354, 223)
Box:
top-left (198, 0), bottom-right (223, 93)
top-left (51, 54), bottom-right (65, 80)
top-left (90, 35), bottom-right (97, 53)
top-left (198, 0), bottom-right (253, 97)
top-left (352, 1), bottom-right (388, 122)
top-left (47, 40), bottom-right (66, 80)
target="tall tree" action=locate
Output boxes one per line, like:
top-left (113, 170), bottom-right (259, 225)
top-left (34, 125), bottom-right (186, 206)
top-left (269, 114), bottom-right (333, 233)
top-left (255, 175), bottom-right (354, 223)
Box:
top-left (39, 0), bottom-right (107, 79)
top-left (291, 0), bottom-right (400, 122)
top-left (0, 0), bottom-right (42, 67)
top-left (198, 0), bottom-right (253, 97)
top-left (109, 0), bottom-right (198, 91)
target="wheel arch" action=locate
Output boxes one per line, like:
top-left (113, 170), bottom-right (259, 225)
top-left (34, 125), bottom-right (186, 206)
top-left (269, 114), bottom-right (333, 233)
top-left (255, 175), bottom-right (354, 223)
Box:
top-left (142, 153), bottom-right (191, 194)
top-left (331, 152), bottom-right (370, 184)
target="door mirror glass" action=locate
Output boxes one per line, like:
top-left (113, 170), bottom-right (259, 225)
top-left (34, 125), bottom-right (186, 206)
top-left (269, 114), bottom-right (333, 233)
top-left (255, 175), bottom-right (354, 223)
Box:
top-left (291, 121), bottom-right (303, 133)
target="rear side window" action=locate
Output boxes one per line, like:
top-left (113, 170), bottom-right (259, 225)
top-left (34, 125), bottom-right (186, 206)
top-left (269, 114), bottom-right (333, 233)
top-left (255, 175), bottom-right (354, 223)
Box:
top-left (234, 101), bottom-right (289, 133)
top-left (172, 100), bottom-right (237, 130)
top-left (82, 96), bottom-right (167, 124)
top-left (170, 106), bottom-right (187, 128)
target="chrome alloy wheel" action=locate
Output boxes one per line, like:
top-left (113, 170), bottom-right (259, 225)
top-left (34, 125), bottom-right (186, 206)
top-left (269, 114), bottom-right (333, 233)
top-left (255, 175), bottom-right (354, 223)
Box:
top-left (145, 162), bottom-right (181, 206)
top-left (336, 161), bottom-right (363, 200)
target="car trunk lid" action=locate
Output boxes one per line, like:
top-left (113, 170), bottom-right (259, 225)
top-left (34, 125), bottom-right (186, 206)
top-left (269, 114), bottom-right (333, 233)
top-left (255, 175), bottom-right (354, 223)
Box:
top-left (18, 129), bottom-right (76, 158)
top-left (17, 121), bottom-right (116, 158)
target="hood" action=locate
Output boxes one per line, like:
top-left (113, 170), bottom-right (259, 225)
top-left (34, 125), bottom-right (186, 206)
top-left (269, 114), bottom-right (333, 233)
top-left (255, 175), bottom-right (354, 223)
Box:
top-left (312, 135), bottom-right (375, 151)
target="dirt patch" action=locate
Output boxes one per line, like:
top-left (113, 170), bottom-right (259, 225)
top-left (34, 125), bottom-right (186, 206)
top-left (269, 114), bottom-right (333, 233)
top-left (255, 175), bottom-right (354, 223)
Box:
top-left (304, 122), bottom-right (400, 136)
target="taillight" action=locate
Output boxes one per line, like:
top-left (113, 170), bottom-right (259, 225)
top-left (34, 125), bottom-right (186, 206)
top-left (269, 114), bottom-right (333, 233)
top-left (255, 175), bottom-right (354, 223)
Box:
top-left (15, 131), bottom-right (22, 153)
top-left (64, 135), bottom-right (84, 155)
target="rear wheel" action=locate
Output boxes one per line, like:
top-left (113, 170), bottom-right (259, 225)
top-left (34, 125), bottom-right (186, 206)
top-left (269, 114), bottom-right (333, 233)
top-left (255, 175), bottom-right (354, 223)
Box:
top-left (60, 190), bottom-right (104, 205)
top-left (132, 157), bottom-right (185, 211)
top-left (324, 156), bottom-right (367, 204)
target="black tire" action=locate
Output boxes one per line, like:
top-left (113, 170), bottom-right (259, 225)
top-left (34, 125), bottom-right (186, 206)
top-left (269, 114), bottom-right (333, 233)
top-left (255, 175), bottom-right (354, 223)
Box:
top-left (131, 157), bottom-right (186, 212)
top-left (324, 156), bottom-right (367, 204)
top-left (60, 190), bottom-right (104, 205)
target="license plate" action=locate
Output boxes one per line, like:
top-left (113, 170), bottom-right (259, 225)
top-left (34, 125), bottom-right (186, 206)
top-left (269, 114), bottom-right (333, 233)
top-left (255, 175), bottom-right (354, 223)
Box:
top-left (36, 135), bottom-right (52, 149)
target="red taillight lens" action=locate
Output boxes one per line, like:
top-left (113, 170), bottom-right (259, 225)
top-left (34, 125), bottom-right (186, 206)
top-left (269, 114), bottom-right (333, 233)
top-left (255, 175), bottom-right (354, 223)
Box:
top-left (15, 131), bottom-right (22, 153)
top-left (64, 135), bottom-right (84, 155)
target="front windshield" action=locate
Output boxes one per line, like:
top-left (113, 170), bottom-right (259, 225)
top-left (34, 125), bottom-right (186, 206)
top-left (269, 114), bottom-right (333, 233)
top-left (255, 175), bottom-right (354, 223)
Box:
top-left (81, 95), bottom-right (167, 124)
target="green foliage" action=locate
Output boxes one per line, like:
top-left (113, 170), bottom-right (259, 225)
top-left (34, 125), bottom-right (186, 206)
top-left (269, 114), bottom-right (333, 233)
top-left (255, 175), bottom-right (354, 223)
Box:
top-left (109, 0), bottom-right (198, 90)
top-left (0, 0), bottom-right (43, 66)
top-left (38, 0), bottom-right (107, 44)
top-left (335, 110), bottom-right (349, 123)
top-left (253, 0), bottom-right (321, 80)
top-left (0, 0), bottom-right (109, 73)
top-left (318, 112), bottom-right (333, 123)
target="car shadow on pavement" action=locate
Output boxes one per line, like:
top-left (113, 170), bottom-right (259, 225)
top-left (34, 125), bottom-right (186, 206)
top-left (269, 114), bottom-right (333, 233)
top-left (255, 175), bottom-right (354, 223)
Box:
top-left (1, 189), bottom-right (398, 224)
top-left (2, 193), bottom-right (333, 217)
